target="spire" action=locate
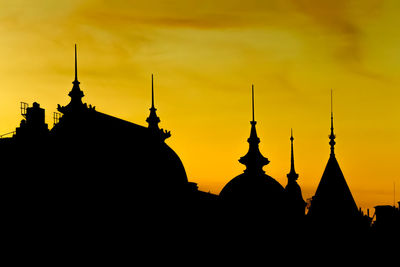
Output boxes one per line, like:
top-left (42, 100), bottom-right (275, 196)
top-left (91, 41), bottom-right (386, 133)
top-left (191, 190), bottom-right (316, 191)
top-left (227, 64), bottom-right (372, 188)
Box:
top-left (146, 74), bottom-right (161, 130)
top-left (68, 44), bottom-right (84, 104)
top-left (239, 85), bottom-right (270, 173)
top-left (329, 89), bottom-right (336, 157)
top-left (58, 44), bottom-right (85, 114)
top-left (287, 129), bottom-right (299, 182)
top-left (252, 84), bottom-right (255, 123)
top-left (151, 73), bottom-right (155, 109)
top-left (74, 44), bottom-right (78, 82)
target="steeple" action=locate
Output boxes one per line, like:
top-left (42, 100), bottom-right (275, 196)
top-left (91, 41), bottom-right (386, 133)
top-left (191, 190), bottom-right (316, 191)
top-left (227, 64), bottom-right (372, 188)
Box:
top-left (57, 44), bottom-right (86, 114)
top-left (307, 90), bottom-right (360, 222)
top-left (146, 74), bottom-right (161, 130)
top-left (69, 44), bottom-right (84, 103)
top-left (287, 129), bottom-right (299, 182)
top-left (74, 43), bottom-right (78, 82)
top-left (239, 85), bottom-right (270, 173)
top-left (329, 89), bottom-right (336, 157)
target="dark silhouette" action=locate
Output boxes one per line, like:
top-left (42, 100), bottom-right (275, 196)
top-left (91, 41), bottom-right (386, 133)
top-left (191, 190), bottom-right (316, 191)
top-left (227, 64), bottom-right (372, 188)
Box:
top-left (285, 129), bottom-right (306, 222)
top-left (1, 45), bottom-right (217, 246)
top-left (1, 46), bottom-right (398, 251)
top-left (219, 85), bottom-right (290, 234)
top-left (371, 203), bottom-right (400, 236)
top-left (307, 91), bottom-right (368, 236)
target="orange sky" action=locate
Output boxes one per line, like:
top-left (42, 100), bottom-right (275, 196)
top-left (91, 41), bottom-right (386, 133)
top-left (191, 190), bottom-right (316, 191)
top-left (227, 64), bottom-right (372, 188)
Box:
top-left (0, 0), bottom-right (399, 212)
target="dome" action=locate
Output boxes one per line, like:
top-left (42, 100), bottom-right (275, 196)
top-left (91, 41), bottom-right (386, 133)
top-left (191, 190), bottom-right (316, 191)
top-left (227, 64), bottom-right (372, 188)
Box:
top-left (219, 172), bottom-right (285, 209)
top-left (218, 86), bottom-right (288, 218)
top-left (148, 142), bottom-right (188, 187)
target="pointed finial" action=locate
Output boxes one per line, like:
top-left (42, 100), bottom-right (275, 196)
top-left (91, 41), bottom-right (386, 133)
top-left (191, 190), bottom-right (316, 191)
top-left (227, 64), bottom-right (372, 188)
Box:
top-left (287, 128), bottom-right (298, 181)
top-left (252, 84), bottom-right (255, 122)
top-left (151, 74), bottom-right (155, 108)
top-left (290, 128), bottom-right (294, 142)
top-left (329, 89), bottom-right (336, 157)
top-left (239, 84), bottom-right (270, 172)
top-left (331, 89), bottom-right (333, 129)
top-left (74, 44), bottom-right (78, 82)
top-left (146, 73), bottom-right (160, 130)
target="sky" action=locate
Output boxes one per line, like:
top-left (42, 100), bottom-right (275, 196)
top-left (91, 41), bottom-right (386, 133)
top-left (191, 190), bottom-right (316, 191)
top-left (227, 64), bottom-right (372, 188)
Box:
top-left (0, 0), bottom-right (399, 212)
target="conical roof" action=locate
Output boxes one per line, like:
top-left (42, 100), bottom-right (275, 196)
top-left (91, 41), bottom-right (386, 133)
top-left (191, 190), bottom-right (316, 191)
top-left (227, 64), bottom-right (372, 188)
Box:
top-left (308, 91), bottom-right (359, 220)
top-left (308, 155), bottom-right (358, 219)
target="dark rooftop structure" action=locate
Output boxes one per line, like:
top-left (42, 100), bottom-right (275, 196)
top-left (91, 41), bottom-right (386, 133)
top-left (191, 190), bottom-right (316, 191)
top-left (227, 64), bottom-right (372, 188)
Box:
top-left (284, 129), bottom-right (306, 221)
top-left (219, 85), bottom-right (288, 226)
top-left (1, 45), bottom-right (217, 234)
top-left (307, 91), bottom-right (363, 231)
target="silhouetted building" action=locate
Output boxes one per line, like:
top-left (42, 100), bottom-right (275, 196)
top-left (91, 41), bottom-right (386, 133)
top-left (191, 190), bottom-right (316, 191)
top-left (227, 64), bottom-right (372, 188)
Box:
top-left (371, 203), bottom-right (400, 236)
top-left (284, 129), bottom-right (306, 220)
top-left (2, 46), bottom-right (396, 240)
top-left (0, 45), bottom-right (216, 232)
top-left (307, 93), bottom-right (363, 231)
top-left (219, 85), bottom-right (288, 226)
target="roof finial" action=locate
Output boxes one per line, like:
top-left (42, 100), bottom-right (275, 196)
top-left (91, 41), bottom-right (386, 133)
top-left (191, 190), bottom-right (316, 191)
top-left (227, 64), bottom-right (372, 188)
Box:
top-left (74, 44), bottom-right (78, 82)
top-left (287, 128), bottom-right (299, 181)
top-left (252, 84), bottom-right (255, 122)
top-left (151, 73), bottom-right (155, 108)
top-left (56, 44), bottom-right (85, 114)
top-left (329, 89), bottom-right (336, 157)
top-left (146, 73), bottom-right (160, 130)
top-left (239, 84), bottom-right (270, 173)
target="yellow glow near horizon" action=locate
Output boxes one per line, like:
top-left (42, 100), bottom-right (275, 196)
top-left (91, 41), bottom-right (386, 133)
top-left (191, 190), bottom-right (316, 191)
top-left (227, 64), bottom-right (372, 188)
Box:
top-left (0, 0), bottom-right (399, 212)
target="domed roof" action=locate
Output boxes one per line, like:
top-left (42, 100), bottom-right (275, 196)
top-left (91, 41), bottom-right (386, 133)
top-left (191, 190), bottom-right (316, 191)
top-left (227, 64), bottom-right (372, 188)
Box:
top-left (148, 142), bottom-right (188, 187)
top-left (219, 172), bottom-right (285, 204)
top-left (51, 54), bottom-right (189, 198)
top-left (219, 86), bottom-right (287, 214)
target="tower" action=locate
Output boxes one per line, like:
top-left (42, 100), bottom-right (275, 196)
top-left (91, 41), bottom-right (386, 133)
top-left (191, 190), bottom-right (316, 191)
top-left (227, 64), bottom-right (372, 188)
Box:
top-left (307, 90), bottom-right (360, 228)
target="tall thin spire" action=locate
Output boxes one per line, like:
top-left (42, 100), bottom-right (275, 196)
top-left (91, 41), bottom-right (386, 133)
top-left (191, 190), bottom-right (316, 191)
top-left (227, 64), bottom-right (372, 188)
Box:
top-left (287, 128), bottom-right (299, 181)
top-left (151, 73), bottom-right (155, 108)
top-left (146, 73), bottom-right (160, 130)
top-left (58, 44), bottom-right (84, 113)
top-left (329, 89), bottom-right (336, 157)
top-left (74, 44), bottom-right (78, 82)
top-left (252, 84), bottom-right (255, 122)
top-left (239, 85), bottom-right (270, 173)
